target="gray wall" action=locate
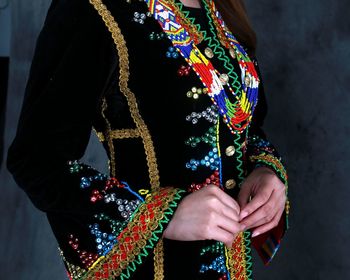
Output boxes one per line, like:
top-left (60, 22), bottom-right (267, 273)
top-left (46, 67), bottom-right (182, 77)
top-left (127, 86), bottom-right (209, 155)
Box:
top-left (0, 1), bottom-right (11, 56)
top-left (0, 0), bottom-right (349, 279)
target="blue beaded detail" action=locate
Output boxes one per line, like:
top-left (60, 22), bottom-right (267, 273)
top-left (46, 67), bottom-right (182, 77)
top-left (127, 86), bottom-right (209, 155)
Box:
top-left (248, 135), bottom-right (276, 155)
top-left (80, 173), bottom-right (108, 189)
top-left (200, 255), bottom-right (228, 274)
top-left (166, 46), bottom-right (180, 59)
top-left (186, 147), bottom-right (220, 171)
top-left (89, 223), bottom-right (117, 256)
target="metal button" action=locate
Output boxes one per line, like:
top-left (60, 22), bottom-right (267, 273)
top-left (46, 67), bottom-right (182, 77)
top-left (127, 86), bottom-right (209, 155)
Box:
top-left (219, 73), bottom-right (229, 85)
top-left (225, 145), bottom-right (236, 157)
top-left (229, 48), bottom-right (236, 59)
top-left (244, 75), bottom-right (251, 86)
top-left (204, 47), bottom-right (214, 58)
top-left (225, 179), bottom-right (236, 189)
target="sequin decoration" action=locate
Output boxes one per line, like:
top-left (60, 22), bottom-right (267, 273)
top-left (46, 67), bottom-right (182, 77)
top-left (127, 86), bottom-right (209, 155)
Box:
top-left (177, 64), bottom-right (192, 76)
top-left (200, 241), bottom-right (224, 256)
top-left (104, 195), bottom-right (141, 220)
top-left (94, 213), bottom-right (127, 236)
top-left (247, 135), bottom-right (276, 155)
top-left (186, 86), bottom-right (208, 100)
top-left (200, 255), bottom-right (228, 275)
top-left (166, 46), bottom-right (180, 59)
top-left (185, 126), bottom-right (217, 147)
top-left (186, 147), bottom-right (220, 171)
top-left (133, 11), bottom-right (151, 24)
top-left (68, 234), bottom-right (99, 269)
top-left (80, 174), bottom-right (107, 189)
top-left (149, 31), bottom-right (166, 40)
top-left (188, 171), bottom-right (220, 192)
top-left (185, 105), bottom-right (218, 124)
top-left (89, 223), bottom-right (117, 256)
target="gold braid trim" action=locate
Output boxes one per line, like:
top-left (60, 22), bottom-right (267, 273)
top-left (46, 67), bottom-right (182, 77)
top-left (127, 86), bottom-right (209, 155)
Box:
top-left (101, 98), bottom-right (117, 177)
top-left (227, 232), bottom-right (249, 280)
top-left (82, 188), bottom-right (181, 280)
top-left (96, 128), bottom-right (140, 142)
top-left (90, 1), bottom-right (163, 279)
top-left (90, 0), bottom-right (160, 192)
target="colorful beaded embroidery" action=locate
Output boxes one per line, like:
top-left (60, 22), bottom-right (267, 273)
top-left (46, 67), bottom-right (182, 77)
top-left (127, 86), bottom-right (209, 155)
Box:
top-left (144, 0), bottom-right (260, 135)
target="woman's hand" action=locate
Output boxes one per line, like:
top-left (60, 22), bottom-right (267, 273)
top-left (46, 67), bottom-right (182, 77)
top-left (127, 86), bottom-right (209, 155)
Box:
top-left (163, 185), bottom-right (244, 248)
top-left (237, 166), bottom-right (287, 237)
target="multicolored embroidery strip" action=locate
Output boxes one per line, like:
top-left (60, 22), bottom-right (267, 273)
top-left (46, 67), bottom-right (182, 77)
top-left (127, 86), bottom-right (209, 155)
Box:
top-left (144, 0), bottom-right (260, 134)
top-left (65, 188), bottom-right (185, 280)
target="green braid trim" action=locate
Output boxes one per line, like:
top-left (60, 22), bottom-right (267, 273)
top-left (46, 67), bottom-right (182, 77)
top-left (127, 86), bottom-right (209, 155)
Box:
top-left (243, 231), bottom-right (253, 280)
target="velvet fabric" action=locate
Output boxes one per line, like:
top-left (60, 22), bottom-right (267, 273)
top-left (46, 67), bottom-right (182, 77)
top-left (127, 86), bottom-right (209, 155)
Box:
top-left (6, 0), bottom-right (286, 279)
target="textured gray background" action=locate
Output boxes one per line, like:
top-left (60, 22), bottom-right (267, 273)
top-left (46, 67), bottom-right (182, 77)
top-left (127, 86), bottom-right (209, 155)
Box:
top-left (0, 0), bottom-right (349, 279)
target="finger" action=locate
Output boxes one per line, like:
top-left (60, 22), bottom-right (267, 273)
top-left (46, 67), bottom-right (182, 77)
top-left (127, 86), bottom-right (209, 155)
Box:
top-left (239, 188), bottom-right (272, 221)
top-left (240, 190), bottom-right (280, 229)
top-left (208, 226), bottom-right (237, 248)
top-left (219, 203), bottom-right (240, 222)
top-left (249, 193), bottom-right (286, 230)
top-left (209, 185), bottom-right (241, 215)
top-left (251, 206), bottom-right (285, 237)
top-left (237, 180), bottom-right (252, 209)
top-left (214, 212), bottom-right (244, 234)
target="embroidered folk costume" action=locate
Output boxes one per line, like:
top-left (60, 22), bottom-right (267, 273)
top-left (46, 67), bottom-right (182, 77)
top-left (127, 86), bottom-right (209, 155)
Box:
top-left (7, 0), bottom-right (290, 279)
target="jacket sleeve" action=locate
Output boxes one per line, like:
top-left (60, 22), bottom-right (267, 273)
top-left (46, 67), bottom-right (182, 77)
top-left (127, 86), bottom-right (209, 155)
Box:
top-left (245, 58), bottom-right (290, 265)
top-left (6, 1), bottom-right (186, 278)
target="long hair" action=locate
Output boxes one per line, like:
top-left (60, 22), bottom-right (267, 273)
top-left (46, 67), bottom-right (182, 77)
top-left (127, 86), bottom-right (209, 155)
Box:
top-left (214, 0), bottom-right (257, 56)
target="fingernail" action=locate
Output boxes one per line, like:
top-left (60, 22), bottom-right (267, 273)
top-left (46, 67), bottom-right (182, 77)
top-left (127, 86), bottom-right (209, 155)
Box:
top-left (240, 211), bottom-right (248, 220)
top-left (252, 231), bottom-right (260, 238)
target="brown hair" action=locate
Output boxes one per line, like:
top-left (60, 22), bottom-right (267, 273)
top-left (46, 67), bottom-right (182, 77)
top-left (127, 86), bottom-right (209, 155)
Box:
top-left (214, 0), bottom-right (257, 56)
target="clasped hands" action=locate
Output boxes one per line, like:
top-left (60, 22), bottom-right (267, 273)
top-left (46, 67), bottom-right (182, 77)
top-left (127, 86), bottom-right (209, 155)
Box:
top-left (163, 166), bottom-right (287, 248)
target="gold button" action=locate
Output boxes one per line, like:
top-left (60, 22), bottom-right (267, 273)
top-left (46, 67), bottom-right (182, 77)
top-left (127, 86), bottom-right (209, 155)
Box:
top-left (204, 47), bottom-right (214, 58)
top-left (245, 75), bottom-right (251, 86)
top-left (225, 145), bottom-right (236, 156)
top-left (225, 179), bottom-right (236, 189)
top-left (219, 73), bottom-right (229, 85)
top-left (229, 48), bottom-right (236, 59)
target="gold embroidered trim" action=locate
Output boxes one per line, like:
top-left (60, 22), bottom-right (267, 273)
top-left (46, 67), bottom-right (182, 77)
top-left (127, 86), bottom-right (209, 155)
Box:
top-left (90, 0), bottom-right (160, 192)
top-left (154, 240), bottom-right (165, 279)
top-left (249, 154), bottom-right (288, 189)
top-left (227, 232), bottom-right (249, 280)
top-left (101, 98), bottom-right (117, 177)
top-left (82, 188), bottom-right (181, 279)
top-left (89, 1), bottom-right (163, 279)
top-left (96, 128), bottom-right (140, 142)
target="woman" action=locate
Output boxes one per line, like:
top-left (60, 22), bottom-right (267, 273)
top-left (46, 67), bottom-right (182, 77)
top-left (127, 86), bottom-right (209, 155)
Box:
top-left (7, 0), bottom-right (290, 279)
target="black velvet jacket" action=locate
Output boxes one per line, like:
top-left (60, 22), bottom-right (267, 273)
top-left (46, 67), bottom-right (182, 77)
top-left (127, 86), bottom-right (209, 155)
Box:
top-left (7, 0), bottom-right (289, 279)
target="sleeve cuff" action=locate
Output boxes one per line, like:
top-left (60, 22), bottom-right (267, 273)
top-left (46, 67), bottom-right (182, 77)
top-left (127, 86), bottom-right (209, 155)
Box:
top-left (64, 187), bottom-right (186, 280)
top-left (248, 153), bottom-right (290, 265)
